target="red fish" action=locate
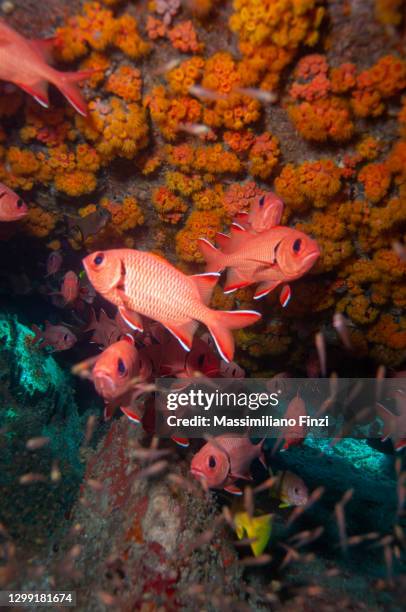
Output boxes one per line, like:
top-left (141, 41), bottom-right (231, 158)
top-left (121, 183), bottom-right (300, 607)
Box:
top-left (200, 332), bottom-right (245, 378)
top-left (82, 249), bottom-right (261, 363)
top-left (58, 271), bottom-right (79, 305)
top-left (281, 394), bottom-right (307, 451)
top-left (199, 224), bottom-right (320, 303)
top-left (190, 436), bottom-right (266, 495)
top-left (45, 250), bottom-right (62, 277)
top-left (0, 19), bottom-right (94, 115)
top-left (232, 192), bottom-right (284, 235)
top-left (91, 336), bottom-right (150, 420)
top-left (0, 182), bottom-right (27, 221)
top-left (31, 321), bottom-right (76, 351)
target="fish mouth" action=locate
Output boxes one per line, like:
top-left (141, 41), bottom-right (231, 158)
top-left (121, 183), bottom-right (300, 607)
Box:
top-left (190, 467), bottom-right (206, 480)
top-left (302, 250), bottom-right (320, 268)
top-left (93, 372), bottom-right (117, 398)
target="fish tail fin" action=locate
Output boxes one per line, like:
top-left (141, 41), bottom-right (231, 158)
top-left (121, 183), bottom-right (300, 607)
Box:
top-left (197, 238), bottom-right (225, 273)
top-left (53, 69), bottom-right (95, 117)
top-left (207, 309), bottom-right (261, 362)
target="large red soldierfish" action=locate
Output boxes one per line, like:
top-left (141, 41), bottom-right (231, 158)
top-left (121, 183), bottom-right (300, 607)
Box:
top-left (199, 224), bottom-right (320, 302)
top-left (0, 182), bottom-right (28, 221)
top-left (83, 249), bottom-right (261, 363)
top-left (190, 436), bottom-right (266, 495)
top-left (91, 336), bottom-right (151, 421)
top-left (0, 19), bottom-right (94, 115)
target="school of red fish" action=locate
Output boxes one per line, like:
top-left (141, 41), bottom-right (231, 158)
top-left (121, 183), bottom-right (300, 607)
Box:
top-left (1, 18), bottom-right (403, 504)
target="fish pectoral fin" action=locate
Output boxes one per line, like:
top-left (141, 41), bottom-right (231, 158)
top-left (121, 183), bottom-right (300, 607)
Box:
top-left (224, 268), bottom-right (251, 294)
top-left (171, 436), bottom-right (190, 448)
top-left (230, 471), bottom-right (253, 481)
top-left (120, 406), bottom-right (142, 425)
top-left (190, 272), bottom-right (220, 305)
top-left (16, 80), bottom-right (49, 109)
top-left (224, 484), bottom-right (243, 495)
top-left (279, 284), bottom-right (291, 308)
top-left (162, 319), bottom-right (198, 352)
top-left (118, 305), bottom-right (144, 333)
top-left (253, 280), bottom-right (281, 300)
top-left (29, 37), bottom-right (56, 63)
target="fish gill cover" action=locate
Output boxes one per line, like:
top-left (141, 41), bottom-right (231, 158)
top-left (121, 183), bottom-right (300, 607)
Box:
top-left (0, 0), bottom-right (405, 610)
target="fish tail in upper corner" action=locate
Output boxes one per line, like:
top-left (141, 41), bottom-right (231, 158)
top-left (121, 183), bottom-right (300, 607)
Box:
top-left (198, 238), bottom-right (225, 273)
top-left (207, 309), bottom-right (261, 363)
top-left (53, 69), bottom-right (95, 117)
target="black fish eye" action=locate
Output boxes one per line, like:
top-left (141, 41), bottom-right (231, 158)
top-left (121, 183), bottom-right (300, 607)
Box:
top-left (258, 196), bottom-right (265, 207)
top-left (232, 368), bottom-right (236, 376)
top-left (16, 198), bottom-right (24, 208)
top-left (63, 334), bottom-right (68, 341)
top-left (293, 239), bottom-right (302, 253)
top-left (208, 455), bottom-right (216, 468)
top-left (198, 354), bottom-right (205, 368)
top-left (117, 358), bottom-right (126, 375)
top-left (94, 253), bottom-right (104, 265)
top-left (294, 487), bottom-right (299, 494)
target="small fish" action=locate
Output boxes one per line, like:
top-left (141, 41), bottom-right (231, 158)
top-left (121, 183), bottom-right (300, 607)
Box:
top-left (376, 399), bottom-right (406, 452)
top-left (392, 241), bottom-right (406, 263)
top-left (153, 58), bottom-right (181, 75)
top-left (66, 208), bottom-right (110, 243)
top-left (234, 512), bottom-right (273, 557)
top-left (177, 122), bottom-right (210, 136)
top-left (45, 250), bottom-right (62, 277)
top-left (0, 20), bottom-right (95, 115)
top-left (0, 182), bottom-right (27, 221)
top-left (26, 436), bottom-right (50, 451)
top-left (31, 321), bottom-right (76, 351)
top-left (61, 270), bottom-right (79, 304)
top-left (188, 84), bottom-right (227, 101)
top-left (190, 435), bottom-right (266, 494)
top-left (269, 469), bottom-right (309, 507)
top-left (83, 249), bottom-right (261, 363)
top-left (332, 313), bottom-right (353, 350)
top-left (199, 225), bottom-right (319, 302)
top-left (281, 394), bottom-right (307, 450)
top-left (315, 331), bottom-right (327, 377)
top-left (233, 87), bottom-right (277, 104)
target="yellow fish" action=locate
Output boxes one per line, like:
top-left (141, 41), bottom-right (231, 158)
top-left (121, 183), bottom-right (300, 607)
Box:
top-left (269, 469), bottom-right (309, 508)
top-left (234, 512), bottom-right (273, 557)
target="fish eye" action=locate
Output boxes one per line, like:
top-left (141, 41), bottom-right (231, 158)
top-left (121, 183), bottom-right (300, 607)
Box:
top-left (198, 354), bottom-right (205, 368)
top-left (63, 334), bottom-right (68, 342)
top-left (232, 368), bottom-right (236, 376)
top-left (293, 239), bottom-right (302, 253)
top-left (294, 487), bottom-right (299, 494)
top-left (16, 198), bottom-right (24, 208)
top-left (208, 455), bottom-right (216, 468)
top-left (94, 253), bottom-right (104, 266)
top-left (258, 196), bottom-right (265, 207)
top-left (117, 358), bottom-right (127, 376)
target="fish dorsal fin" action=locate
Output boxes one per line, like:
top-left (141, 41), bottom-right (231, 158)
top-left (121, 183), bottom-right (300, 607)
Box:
top-left (224, 268), bottom-right (251, 294)
top-left (215, 232), bottom-right (232, 251)
top-left (190, 272), bottom-right (220, 305)
top-left (162, 319), bottom-right (198, 352)
top-left (228, 222), bottom-right (249, 250)
top-left (29, 37), bottom-right (55, 63)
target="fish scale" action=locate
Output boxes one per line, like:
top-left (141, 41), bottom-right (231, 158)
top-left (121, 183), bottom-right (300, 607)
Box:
top-left (120, 251), bottom-right (209, 323)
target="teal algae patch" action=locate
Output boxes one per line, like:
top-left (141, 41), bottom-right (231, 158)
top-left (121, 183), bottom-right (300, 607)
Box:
top-left (0, 314), bottom-right (70, 395)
